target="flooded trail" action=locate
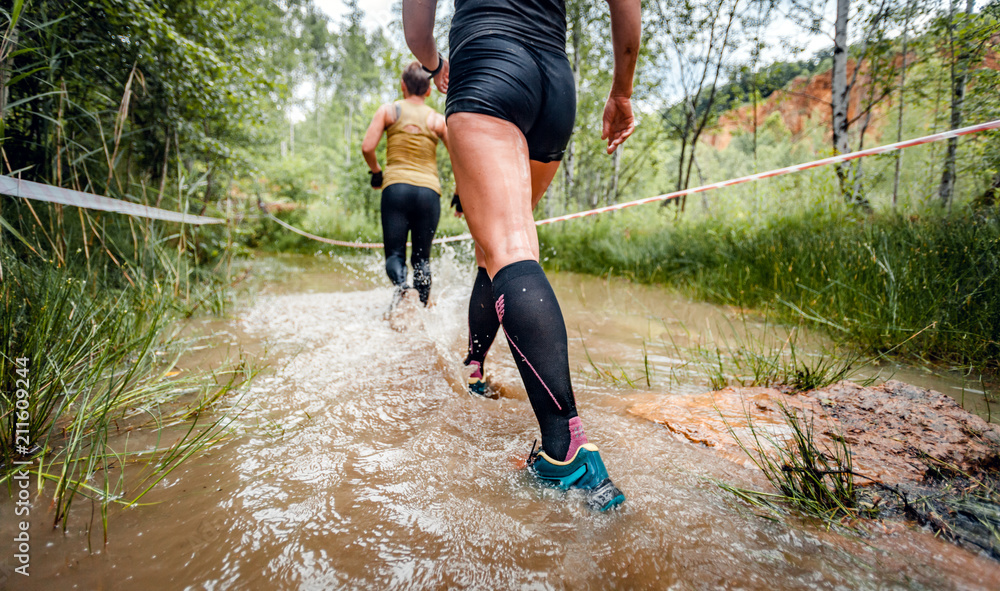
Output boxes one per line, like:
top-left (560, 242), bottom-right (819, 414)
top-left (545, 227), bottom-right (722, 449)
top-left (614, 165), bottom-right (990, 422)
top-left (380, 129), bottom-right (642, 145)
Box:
top-left (5, 253), bottom-right (999, 590)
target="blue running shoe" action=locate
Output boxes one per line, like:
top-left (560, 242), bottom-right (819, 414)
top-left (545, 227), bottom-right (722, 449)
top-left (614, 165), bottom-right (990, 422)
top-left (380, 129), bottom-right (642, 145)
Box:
top-left (468, 376), bottom-right (488, 397)
top-left (465, 361), bottom-right (490, 398)
top-left (527, 441), bottom-right (625, 511)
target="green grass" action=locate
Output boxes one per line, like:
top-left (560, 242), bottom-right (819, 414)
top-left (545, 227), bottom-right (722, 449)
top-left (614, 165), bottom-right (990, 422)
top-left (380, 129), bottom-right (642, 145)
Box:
top-left (541, 205), bottom-right (1000, 372)
top-left (0, 186), bottom-right (251, 532)
top-left (0, 246), bottom-right (254, 531)
top-left (713, 403), bottom-right (881, 527)
top-left (717, 404), bottom-right (1000, 554)
top-left (579, 311), bottom-right (869, 395)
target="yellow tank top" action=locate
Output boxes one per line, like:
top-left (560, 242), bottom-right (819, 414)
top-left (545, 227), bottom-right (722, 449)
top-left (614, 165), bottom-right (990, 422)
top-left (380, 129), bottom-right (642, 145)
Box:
top-left (383, 101), bottom-right (441, 194)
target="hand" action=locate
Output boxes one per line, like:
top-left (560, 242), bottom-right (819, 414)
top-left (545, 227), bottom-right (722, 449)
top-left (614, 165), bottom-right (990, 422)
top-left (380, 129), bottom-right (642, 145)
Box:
top-left (601, 94), bottom-right (636, 154)
top-left (369, 170), bottom-right (383, 189)
top-left (433, 58), bottom-right (449, 93)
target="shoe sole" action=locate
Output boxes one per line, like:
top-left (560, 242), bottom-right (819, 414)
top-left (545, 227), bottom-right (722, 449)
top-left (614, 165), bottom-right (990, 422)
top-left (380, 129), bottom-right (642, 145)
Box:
top-left (586, 478), bottom-right (626, 512)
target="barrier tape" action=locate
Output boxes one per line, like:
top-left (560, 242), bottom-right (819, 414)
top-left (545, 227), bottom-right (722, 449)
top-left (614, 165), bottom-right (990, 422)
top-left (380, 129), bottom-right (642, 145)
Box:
top-left (0, 175), bottom-right (225, 225)
top-left (534, 119), bottom-right (1000, 226)
top-left (263, 119), bottom-right (1000, 249)
top-left (6, 119), bottom-right (997, 246)
top-left (260, 204), bottom-right (471, 248)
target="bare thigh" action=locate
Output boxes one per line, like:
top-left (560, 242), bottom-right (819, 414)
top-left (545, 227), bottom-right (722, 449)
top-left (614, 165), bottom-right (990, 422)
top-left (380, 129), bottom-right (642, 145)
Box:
top-left (451, 113), bottom-right (561, 275)
top-left (473, 161), bottom-right (559, 269)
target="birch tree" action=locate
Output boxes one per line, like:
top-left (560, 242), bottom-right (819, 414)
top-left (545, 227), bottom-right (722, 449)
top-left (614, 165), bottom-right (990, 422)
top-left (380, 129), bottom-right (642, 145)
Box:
top-left (938, 0), bottom-right (976, 208)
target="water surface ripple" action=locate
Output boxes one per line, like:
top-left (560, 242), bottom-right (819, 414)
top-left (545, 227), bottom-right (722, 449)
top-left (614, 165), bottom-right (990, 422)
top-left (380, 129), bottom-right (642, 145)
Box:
top-left (6, 254), bottom-right (998, 590)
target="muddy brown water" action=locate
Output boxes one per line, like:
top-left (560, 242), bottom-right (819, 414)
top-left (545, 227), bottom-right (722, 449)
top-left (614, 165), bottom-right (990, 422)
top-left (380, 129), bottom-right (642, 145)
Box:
top-left (3, 252), bottom-right (999, 590)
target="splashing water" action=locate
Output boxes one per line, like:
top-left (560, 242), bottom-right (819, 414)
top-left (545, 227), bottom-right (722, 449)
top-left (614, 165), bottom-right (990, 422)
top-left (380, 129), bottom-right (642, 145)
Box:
top-left (4, 252), bottom-right (997, 590)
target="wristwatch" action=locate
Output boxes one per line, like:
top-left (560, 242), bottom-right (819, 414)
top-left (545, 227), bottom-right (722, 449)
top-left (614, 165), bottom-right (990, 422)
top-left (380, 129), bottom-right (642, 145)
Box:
top-left (421, 52), bottom-right (444, 77)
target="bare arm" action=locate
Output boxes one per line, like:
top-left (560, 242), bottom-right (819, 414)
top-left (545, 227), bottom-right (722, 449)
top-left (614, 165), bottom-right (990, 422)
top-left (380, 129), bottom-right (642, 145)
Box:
top-left (361, 104), bottom-right (390, 173)
top-left (402, 0), bottom-right (449, 92)
top-left (428, 111), bottom-right (448, 151)
top-left (602, 0), bottom-right (641, 153)
top-left (429, 112), bottom-right (462, 210)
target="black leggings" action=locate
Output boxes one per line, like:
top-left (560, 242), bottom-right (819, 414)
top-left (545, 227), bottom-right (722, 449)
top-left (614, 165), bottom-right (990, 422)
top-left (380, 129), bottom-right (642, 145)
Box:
top-left (381, 183), bottom-right (441, 305)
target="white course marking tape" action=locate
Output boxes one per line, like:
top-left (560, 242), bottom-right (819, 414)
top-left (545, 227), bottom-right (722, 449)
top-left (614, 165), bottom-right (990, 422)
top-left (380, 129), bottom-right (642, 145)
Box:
top-left (267, 120), bottom-right (1000, 247)
top-left (262, 208), bottom-right (471, 249)
top-left (90, 118), bottom-right (992, 248)
top-left (0, 175), bottom-right (224, 225)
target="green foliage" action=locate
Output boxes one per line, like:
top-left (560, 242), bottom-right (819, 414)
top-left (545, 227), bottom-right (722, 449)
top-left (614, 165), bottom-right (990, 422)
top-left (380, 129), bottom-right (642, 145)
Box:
top-left (712, 54), bottom-right (833, 116)
top-left (2, 0), bottom-right (293, 188)
top-left (582, 314), bottom-right (864, 395)
top-left (674, 321), bottom-right (866, 393)
top-left (0, 0), bottom-right (278, 529)
top-left (0, 244), bottom-right (252, 530)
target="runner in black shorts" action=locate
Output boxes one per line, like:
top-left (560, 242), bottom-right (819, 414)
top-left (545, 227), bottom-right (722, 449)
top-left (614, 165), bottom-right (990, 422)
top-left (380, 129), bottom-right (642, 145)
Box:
top-left (446, 35), bottom-right (576, 163)
top-left (446, 33), bottom-right (577, 396)
top-left (402, 0), bottom-right (640, 511)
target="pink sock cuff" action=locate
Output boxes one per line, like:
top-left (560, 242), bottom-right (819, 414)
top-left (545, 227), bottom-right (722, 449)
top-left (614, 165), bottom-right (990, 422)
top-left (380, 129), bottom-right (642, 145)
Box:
top-left (565, 416), bottom-right (589, 461)
top-left (467, 360), bottom-right (483, 379)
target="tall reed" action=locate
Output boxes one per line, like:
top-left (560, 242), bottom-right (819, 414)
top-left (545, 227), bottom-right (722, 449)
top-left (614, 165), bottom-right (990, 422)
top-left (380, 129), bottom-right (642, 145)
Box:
top-left (1, 1), bottom-right (248, 529)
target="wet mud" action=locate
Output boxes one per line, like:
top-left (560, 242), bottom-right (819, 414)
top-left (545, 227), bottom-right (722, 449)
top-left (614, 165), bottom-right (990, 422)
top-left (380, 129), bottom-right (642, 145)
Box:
top-left (628, 380), bottom-right (1000, 485)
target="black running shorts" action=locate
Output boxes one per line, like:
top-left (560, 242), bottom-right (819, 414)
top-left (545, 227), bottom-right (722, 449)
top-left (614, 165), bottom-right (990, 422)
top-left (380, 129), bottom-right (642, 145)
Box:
top-left (446, 35), bottom-right (576, 163)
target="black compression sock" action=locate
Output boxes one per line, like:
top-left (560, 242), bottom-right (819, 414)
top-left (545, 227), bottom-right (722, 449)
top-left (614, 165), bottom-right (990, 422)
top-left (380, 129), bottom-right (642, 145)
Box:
top-left (463, 267), bottom-right (500, 376)
top-left (491, 260), bottom-right (578, 460)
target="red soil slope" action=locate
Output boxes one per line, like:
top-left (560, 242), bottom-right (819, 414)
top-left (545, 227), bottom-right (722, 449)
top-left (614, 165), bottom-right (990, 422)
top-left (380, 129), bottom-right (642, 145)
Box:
top-left (705, 42), bottom-right (999, 151)
top-left (704, 59), bottom-right (891, 151)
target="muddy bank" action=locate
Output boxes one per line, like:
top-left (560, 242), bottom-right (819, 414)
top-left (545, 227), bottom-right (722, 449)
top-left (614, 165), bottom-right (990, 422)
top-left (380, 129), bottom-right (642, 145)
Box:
top-left (629, 380), bottom-right (1000, 557)
top-left (629, 380), bottom-right (1000, 485)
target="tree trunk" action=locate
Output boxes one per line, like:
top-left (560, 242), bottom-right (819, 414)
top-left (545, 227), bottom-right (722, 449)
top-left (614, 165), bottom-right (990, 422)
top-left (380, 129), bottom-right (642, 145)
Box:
top-left (892, 0), bottom-right (913, 208)
top-left (315, 85), bottom-right (323, 146)
top-left (680, 0), bottom-right (738, 212)
top-left (851, 60), bottom-right (880, 198)
top-left (610, 145), bottom-right (621, 203)
top-left (973, 171), bottom-right (1000, 208)
top-left (344, 102), bottom-right (353, 166)
top-left (564, 5), bottom-right (581, 209)
top-left (0, 27), bottom-right (16, 138)
top-left (694, 154), bottom-right (710, 214)
top-left (938, 0), bottom-right (975, 209)
top-left (676, 120), bottom-right (690, 192)
top-left (831, 0), bottom-right (852, 199)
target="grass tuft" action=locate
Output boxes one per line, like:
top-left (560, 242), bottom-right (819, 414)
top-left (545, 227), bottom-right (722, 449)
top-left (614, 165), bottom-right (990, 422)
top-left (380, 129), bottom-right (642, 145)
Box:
top-left (719, 402), bottom-right (865, 524)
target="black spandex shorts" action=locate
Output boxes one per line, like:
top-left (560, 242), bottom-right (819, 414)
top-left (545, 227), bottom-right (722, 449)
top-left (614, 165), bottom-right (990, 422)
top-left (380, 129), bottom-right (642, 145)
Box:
top-left (446, 35), bottom-right (576, 163)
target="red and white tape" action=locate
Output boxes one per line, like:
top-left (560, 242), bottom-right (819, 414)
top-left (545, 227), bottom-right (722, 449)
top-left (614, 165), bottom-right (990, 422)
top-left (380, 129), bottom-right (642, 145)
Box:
top-left (271, 118), bottom-right (1000, 248)
top-left (0, 175), bottom-right (224, 225)
top-left (6, 119), bottom-right (998, 246)
top-left (535, 119), bottom-right (1000, 226)
top-left (263, 210), bottom-right (472, 249)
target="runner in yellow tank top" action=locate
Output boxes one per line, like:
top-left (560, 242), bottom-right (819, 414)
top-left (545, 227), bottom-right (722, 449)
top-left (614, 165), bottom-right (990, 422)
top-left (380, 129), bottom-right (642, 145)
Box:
top-left (383, 100), bottom-right (441, 194)
top-left (361, 62), bottom-right (456, 307)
